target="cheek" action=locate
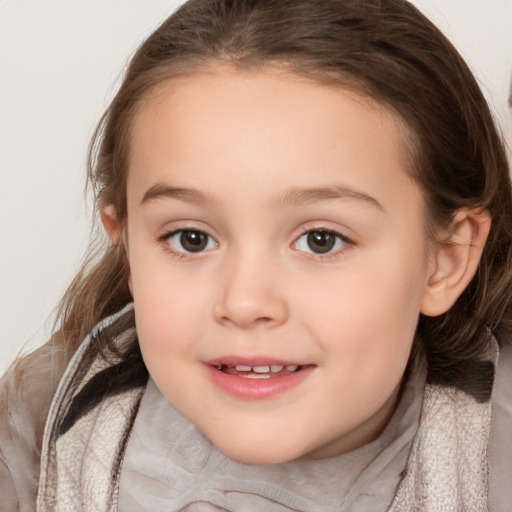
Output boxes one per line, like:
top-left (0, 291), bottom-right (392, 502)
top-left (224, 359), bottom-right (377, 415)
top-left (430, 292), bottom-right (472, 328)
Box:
top-left (132, 276), bottom-right (206, 405)
top-left (128, 251), bottom-right (211, 362)
top-left (303, 257), bottom-right (425, 339)
top-left (134, 285), bottom-right (203, 352)
top-left (298, 243), bottom-right (427, 381)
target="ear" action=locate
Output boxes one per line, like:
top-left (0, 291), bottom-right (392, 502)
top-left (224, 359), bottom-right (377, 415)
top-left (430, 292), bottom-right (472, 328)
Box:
top-left (420, 208), bottom-right (491, 317)
top-left (100, 204), bottom-right (122, 246)
top-left (100, 204), bottom-right (133, 295)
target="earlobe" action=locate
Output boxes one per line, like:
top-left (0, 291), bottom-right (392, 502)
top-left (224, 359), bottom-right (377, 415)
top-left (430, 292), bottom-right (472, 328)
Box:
top-left (100, 204), bottom-right (122, 246)
top-left (420, 208), bottom-right (491, 317)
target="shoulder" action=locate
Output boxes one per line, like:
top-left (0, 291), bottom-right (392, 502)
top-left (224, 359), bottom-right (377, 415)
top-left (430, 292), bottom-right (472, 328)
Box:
top-left (0, 339), bottom-right (68, 511)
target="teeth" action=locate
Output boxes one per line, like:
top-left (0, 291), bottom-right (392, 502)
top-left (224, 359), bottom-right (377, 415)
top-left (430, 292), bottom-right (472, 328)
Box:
top-left (252, 365), bottom-right (270, 373)
top-left (225, 364), bottom-right (300, 374)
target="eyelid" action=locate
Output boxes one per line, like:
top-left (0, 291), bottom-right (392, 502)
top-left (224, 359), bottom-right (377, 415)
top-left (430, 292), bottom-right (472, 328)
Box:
top-left (292, 227), bottom-right (354, 260)
top-left (158, 227), bottom-right (218, 257)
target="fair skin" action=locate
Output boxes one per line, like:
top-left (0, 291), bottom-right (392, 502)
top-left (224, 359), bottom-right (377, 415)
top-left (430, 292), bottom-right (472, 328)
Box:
top-left (102, 67), bottom-right (490, 464)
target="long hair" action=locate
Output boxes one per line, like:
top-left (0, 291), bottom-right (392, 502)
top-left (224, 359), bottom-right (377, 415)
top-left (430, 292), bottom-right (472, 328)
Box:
top-left (55, 0), bottom-right (512, 395)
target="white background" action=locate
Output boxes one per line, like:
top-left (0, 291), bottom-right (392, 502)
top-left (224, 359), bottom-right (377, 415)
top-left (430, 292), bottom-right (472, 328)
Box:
top-left (1, 0), bottom-right (511, 373)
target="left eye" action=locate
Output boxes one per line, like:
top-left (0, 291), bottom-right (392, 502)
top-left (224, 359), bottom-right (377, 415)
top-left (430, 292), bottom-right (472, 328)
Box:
top-left (165, 229), bottom-right (217, 253)
top-left (294, 230), bottom-right (347, 255)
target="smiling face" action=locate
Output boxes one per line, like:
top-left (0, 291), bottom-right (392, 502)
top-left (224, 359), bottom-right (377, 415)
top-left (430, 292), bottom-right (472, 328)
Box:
top-left (122, 67), bottom-right (436, 464)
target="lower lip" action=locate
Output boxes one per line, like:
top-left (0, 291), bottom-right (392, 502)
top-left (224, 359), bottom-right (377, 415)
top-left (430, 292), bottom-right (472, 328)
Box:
top-left (204, 364), bottom-right (315, 400)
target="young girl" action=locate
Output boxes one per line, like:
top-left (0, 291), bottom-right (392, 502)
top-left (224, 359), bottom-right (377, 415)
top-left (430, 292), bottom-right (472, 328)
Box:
top-left (2, 0), bottom-right (511, 510)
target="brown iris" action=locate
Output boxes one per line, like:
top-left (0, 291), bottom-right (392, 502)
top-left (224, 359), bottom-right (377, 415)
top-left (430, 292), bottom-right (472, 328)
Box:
top-left (179, 230), bottom-right (209, 252)
top-left (307, 231), bottom-right (336, 254)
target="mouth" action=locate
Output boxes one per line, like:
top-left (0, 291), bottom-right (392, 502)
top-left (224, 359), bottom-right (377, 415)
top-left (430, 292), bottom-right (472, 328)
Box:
top-left (215, 363), bottom-right (302, 379)
top-left (205, 358), bottom-right (314, 399)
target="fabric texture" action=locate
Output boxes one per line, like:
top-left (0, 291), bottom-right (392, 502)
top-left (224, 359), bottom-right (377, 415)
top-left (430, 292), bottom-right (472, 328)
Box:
top-left (389, 362), bottom-right (495, 511)
top-left (36, 305), bottom-right (144, 512)
top-left (0, 337), bottom-right (68, 512)
top-left (1, 305), bottom-right (511, 511)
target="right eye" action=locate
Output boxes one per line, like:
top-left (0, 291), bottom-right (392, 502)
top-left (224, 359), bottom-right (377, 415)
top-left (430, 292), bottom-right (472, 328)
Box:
top-left (294, 230), bottom-right (349, 255)
top-left (163, 229), bottom-right (217, 253)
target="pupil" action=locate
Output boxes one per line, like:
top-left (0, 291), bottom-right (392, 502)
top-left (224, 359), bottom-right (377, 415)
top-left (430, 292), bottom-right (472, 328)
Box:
top-left (307, 231), bottom-right (335, 254)
top-left (180, 231), bottom-right (207, 252)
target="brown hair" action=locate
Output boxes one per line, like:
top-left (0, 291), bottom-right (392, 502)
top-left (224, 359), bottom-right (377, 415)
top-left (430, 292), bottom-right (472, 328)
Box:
top-left (55, 0), bottom-right (512, 396)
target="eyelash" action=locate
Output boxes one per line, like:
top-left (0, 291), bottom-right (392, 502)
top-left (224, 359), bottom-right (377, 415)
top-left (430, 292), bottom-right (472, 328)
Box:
top-left (293, 228), bottom-right (353, 260)
top-left (158, 227), bottom-right (354, 260)
top-left (158, 228), bottom-right (217, 259)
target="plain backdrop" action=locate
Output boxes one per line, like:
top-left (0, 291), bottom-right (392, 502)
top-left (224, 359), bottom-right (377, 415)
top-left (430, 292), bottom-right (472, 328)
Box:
top-left (1, 0), bottom-right (512, 373)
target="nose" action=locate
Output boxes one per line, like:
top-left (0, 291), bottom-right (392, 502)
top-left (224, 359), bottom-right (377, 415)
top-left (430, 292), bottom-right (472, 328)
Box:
top-left (213, 250), bottom-right (289, 329)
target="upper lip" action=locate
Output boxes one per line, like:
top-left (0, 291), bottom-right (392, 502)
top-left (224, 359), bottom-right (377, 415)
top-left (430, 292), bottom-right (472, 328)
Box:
top-left (205, 356), bottom-right (305, 367)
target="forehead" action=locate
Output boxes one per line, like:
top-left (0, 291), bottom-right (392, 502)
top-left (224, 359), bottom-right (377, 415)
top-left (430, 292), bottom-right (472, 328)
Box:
top-left (131, 66), bottom-right (410, 144)
top-left (133, 67), bottom-right (408, 140)
top-left (127, 67), bottom-right (419, 213)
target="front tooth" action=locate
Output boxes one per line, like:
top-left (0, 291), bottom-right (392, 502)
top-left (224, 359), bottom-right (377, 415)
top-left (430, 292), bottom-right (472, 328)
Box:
top-left (270, 365), bottom-right (284, 372)
top-left (285, 365), bottom-right (298, 372)
top-left (253, 365), bottom-right (270, 373)
top-left (235, 365), bottom-right (252, 372)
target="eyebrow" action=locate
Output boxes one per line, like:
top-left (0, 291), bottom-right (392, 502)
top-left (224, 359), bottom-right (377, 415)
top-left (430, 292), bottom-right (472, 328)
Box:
top-left (277, 186), bottom-right (383, 211)
top-left (141, 182), bottom-right (383, 211)
top-left (141, 184), bottom-right (211, 205)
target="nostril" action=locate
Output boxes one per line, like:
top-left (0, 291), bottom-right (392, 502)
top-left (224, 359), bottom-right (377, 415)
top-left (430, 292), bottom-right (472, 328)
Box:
top-left (255, 316), bottom-right (273, 323)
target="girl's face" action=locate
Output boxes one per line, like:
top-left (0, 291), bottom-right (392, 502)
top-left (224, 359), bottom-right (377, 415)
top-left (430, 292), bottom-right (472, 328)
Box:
top-left (124, 67), bottom-right (436, 464)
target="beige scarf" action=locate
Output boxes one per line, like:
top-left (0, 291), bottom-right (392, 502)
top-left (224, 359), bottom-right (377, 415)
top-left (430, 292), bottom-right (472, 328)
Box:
top-left (389, 378), bottom-right (493, 511)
